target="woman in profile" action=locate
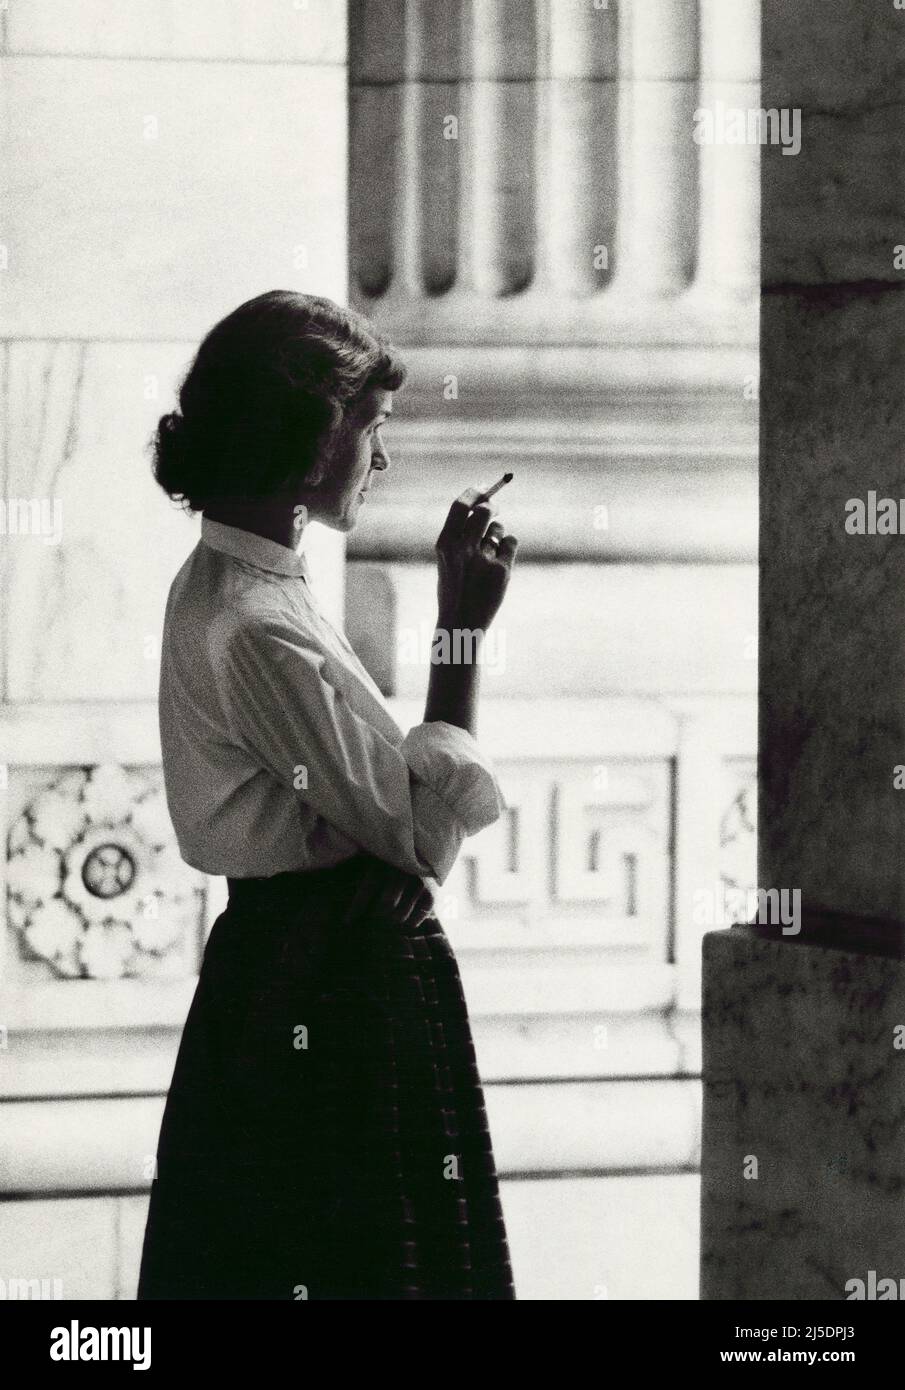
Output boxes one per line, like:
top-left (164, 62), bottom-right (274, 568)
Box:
top-left (136, 290), bottom-right (518, 1300)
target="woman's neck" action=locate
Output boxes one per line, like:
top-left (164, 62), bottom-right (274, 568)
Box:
top-left (203, 497), bottom-right (306, 552)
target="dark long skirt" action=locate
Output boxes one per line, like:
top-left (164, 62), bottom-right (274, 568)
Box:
top-left (136, 852), bottom-right (516, 1300)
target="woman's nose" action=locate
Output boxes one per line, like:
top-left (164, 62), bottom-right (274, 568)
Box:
top-left (372, 440), bottom-right (390, 470)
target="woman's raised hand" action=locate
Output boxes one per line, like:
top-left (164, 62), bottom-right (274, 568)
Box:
top-left (434, 486), bottom-right (518, 631)
top-left (342, 856), bottom-right (436, 929)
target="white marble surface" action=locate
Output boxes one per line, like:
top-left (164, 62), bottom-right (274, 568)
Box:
top-left (0, 1197), bottom-right (119, 1300)
top-left (1, 56), bottom-right (347, 338)
top-left (628, 0), bottom-right (698, 80)
top-left (501, 1173), bottom-right (699, 1301)
top-left (2, 339), bottom-right (347, 699)
top-left (696, 78), bottom-right (761, 296)
top-left (700, 0), bottom-right (760, 81)
top-left (4, 342), bottom-right (200, 701)
top-left (3, 0), bottom-right (346, 62)
top-left (701, 930), bottom-right (905, 1299)
top-left (352, 561), bottom-right (757, 699)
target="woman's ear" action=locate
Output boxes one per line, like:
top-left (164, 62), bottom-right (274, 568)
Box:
top-left (304, 447), bottom-right (330, 488)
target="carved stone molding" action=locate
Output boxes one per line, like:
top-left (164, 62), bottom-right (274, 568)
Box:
top-left (7, 764), bottom-right (204, 980)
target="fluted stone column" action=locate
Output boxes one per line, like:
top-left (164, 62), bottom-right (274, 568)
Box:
top-left (700, 0), bottom-right (905, 1300)
top-left (350, 0), bottom-right (759, 344)
top-left (348, 0), bottom-right (760, 566)
top-left (696, 0), bottom-right (761, 299)
top-left (533, 0), bottom-right (617, 298)
top-left (617, 0), bottom-right (697, 297)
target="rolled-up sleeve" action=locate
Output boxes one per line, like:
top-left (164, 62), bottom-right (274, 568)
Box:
top-left (212, 611), bottom-right (506, 885)
top-left (400, 719), bottom-right (507, 883)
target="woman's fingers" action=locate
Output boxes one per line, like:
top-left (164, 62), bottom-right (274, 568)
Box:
top-left (368, 865), bottom-right (434, 926)
top-left (342, 858), bottom-right (436, 929)
top-left (435, 492), bottom-right (477, 550)
top-left (398, 885), bottom-right (435, 927)
top-left (374, 870), bottom-right (407, 916)
top-left (436, 488), bottom-right (498, 550)
top-left (493, 532), bottom-right (518, 564)
top-left (385, 875), bottom-right (433, 926)
top-left (480, 520), bottom-right (506, 558)
top-left (461, 501), bottom-right (497, 549)
top-left (378, 872), bottom-right (430, 928)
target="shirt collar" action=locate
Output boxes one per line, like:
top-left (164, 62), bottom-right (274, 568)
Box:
top-left (200, 516), bottom-right (310, 581)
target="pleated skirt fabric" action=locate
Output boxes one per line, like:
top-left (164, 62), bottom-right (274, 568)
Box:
top-left (136, 852), bottom-right (516, 1300)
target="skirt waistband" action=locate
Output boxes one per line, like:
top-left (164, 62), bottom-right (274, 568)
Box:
top-left (225, 852), bottom-right (380, 923)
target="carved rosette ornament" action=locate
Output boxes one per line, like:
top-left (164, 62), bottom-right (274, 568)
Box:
top-left (7, 764), bottom-right (204, 980)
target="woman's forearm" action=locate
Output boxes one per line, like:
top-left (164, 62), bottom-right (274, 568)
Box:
top-left (423, 615), bottom-right (484, 736)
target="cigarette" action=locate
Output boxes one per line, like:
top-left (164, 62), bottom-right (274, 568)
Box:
top-left (476, 472), bottom-right (513, 503)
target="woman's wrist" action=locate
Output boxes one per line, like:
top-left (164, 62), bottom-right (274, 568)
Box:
top-left (436, 607), bottom-right (488, 637)
top-left (424, 639), bottom-right (481, 735)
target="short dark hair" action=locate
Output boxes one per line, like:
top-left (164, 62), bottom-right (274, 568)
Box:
top-left (151, 290), bottom-right (407, 511)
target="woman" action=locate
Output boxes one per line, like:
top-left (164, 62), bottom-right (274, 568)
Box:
top-left (136, 291), bottom-right (518, 1300)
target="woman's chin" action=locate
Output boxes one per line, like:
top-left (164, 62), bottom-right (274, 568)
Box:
top-left (316, 505), bottom-right (360, 534)
top-left (341, 493), bottom-right (368, 529)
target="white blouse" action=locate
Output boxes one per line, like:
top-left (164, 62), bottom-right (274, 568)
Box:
top-left (158, 516), bottom-right (506, 885)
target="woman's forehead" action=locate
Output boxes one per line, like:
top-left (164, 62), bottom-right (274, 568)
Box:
top-left (351, 386), bottom-right (393, 422)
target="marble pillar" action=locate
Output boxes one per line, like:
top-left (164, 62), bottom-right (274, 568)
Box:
top-left (700, 0), bottom-right (905, 1299)
top-left (702, 928), bottom-right (905, 1300)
